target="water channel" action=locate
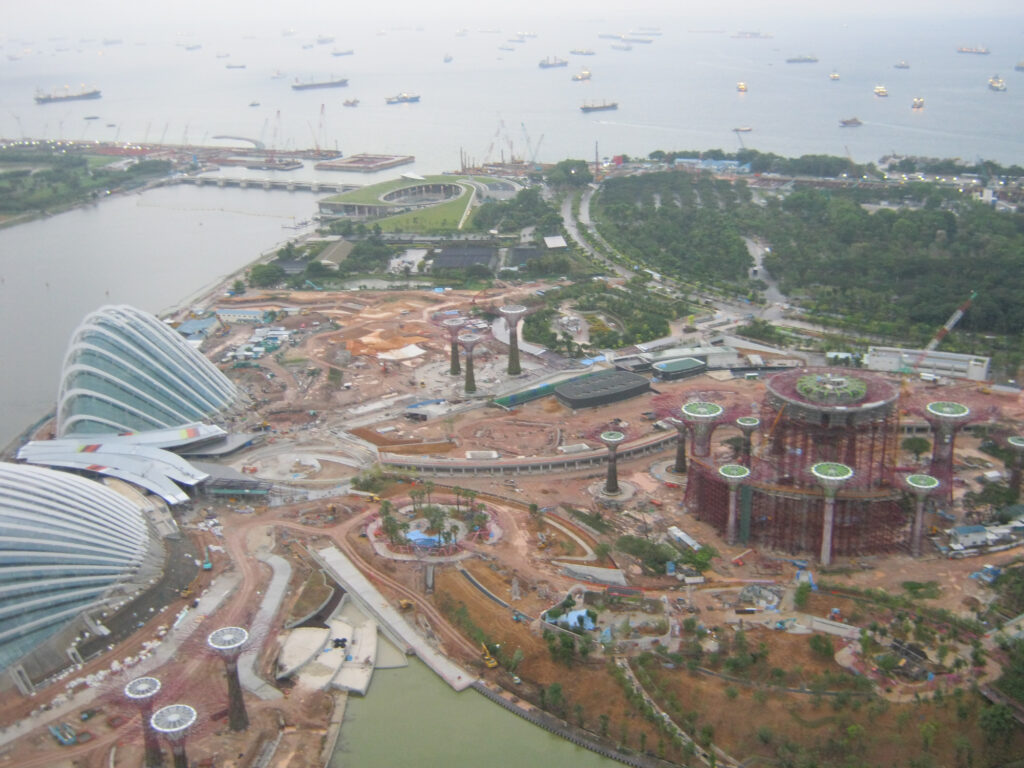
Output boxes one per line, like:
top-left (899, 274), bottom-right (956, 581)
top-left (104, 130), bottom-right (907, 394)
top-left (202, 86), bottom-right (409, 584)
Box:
top-left (334, 657), bottom-right (616, 768)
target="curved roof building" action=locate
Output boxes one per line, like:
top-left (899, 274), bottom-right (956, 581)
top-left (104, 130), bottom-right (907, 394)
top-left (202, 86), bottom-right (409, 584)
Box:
top-left (0, 463), bottom-right (152, 674)
top-left (57, 305), bottom-right (243, 436)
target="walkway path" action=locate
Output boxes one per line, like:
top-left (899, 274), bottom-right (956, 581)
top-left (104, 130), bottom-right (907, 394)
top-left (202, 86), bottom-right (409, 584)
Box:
top-left (238, 552), bottom-right (289, 700)
top-left (315, 545), bottom-right (477, 692)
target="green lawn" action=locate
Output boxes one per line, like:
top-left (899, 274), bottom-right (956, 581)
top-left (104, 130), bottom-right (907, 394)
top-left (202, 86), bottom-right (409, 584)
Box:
top-left (375, 194), bottom-right (475, 232)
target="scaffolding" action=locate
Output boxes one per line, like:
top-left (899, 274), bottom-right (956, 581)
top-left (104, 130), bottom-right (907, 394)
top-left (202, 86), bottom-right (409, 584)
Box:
top-left (689, 369), bottom-right (912, 558)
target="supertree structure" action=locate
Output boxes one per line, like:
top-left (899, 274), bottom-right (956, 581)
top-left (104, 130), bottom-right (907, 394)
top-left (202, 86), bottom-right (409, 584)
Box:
top-left (680, 400), bottom-right (726, 459)
top-left (735, 416), bottom-right (760, 467)
top-left (600, 430), bottom-right (627, 495)
top-left (811, 462), bottom-right (854, 566)
top-left (207, 626), bottom-right (249, 732)
top-left (442, 317), bottom-right (466, 376)
top-left (124, 676), bottom-right (164, 768)
top-left (458, 333), bottom-right (482, 394)
top-left (1008, 436), bottom-right (1024, 499)
top-left (150, 704), bottom-right (197, 768)
top-left (922, 401), bottom-right (971, 498)
top-left (904, 473), bottom-right (940, 557)
top-left (718, 464), bottom-right (751, 545)
top-left (499, 305), bottom-right (527, 376)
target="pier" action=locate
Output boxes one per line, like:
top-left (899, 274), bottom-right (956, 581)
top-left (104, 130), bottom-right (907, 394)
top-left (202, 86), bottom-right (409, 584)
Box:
top-left (166, 177), bottom-right (356, 194)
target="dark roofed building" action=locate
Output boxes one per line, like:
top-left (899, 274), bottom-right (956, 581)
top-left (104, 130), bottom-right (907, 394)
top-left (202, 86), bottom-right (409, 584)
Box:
top-left (554, 369), bottom-right (650, 409)
top-left (507, 245), bottom-right (541, 268)
top-left (432, 245), bottom-right (498, 271)
top-left (652, 357), bottom-right (707, 381)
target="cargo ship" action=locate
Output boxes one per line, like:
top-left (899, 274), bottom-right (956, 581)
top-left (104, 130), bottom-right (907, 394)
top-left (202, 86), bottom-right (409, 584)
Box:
top-left (736, 81), bottom-right (748, 92)
top-left (873, 84), bottom-right (889, 97)
top-left (573, 69), bottom-right (592, 81)
top-left (539, 56), bottom-right (568, 68)
top-left (291, 77), bottom-right (348, 90)
top-left (343, 98), bottom-right (359, 107)
top-left (786, 54), bottom-right (818, 63)
top-left (911, 97), bottom-right (925, 110)
top-left (989, 75), bottom-right (1007, 91)
top-left (839, 117), bottom-right (862, 127)
top-left (894, 60), bottom-right (910, 69)
top-left (385, 92), bottom-right (420, 104)
top-left (580, 100), bottom-right (617, 112)
top-left (331, 49), bottom-right (354, 57)
top-left (957, 46), bottom-right (990, 55)
top-left (1016, 61), bottom-right (1024, 72)
top-left (35, 87), bottom-right (101, 104)
top-left (829, 71), bottom-right (840, 80)
top-left (570, 48), bottom-right (596, 55)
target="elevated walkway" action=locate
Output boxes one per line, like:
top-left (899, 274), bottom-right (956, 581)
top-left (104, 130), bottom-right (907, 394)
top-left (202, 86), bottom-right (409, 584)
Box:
top-left (314, 545), bottom-right (476, 691)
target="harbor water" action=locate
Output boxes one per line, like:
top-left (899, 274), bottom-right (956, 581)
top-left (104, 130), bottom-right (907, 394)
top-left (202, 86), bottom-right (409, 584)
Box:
top-left (0, 186), bottom-right (320, 446)
top-left (333, 657), bottom-right (617, 768)
top-left (3, 10), bottom-right (1024, 174)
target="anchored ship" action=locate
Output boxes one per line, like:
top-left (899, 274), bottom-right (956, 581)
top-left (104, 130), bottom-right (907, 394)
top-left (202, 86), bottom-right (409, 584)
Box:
top-left (894, 60), bottom-right (910, 69)
top-left (873, 85), bottom-right (889, 97)
top-left (736, 81), bottom-right (748, 92)
top-left (911, 97), bottom-right (925, 110)
top-left (786, 54), bottom-right (818, 63)
top-left (539, 56), bottom-right (568, 68)
top-left (573, 69), bottom-right (592, 81)
top-left (386, 92), bottom-right (420, 104)
top-left (839, 117), bottom-right (862, 127)
top-left (957, 46), bottom-right (990, 55)
top-left (580, 100), bottom-right (617, 112)
top-left (291, 77), bottom-right (348, 90)
top-left (989, 75), bottom-right (1007, 91)
top-left (34, 87), bottom-right (101, 104)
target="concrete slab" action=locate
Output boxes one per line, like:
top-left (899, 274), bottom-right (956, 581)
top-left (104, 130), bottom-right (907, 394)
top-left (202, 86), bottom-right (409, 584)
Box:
top-left (315, 545), bottom-right (476, 692)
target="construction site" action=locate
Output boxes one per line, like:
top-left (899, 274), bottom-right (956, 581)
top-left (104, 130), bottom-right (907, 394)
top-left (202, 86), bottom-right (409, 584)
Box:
top-left (6, 280), bottom-right (1024, 768)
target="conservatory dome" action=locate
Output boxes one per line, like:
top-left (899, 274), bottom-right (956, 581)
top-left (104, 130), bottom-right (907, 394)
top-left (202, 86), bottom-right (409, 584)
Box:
top-left (0, 463), bottom-right (152, 672)
top-left (56, 305), bottom-right (243, 436)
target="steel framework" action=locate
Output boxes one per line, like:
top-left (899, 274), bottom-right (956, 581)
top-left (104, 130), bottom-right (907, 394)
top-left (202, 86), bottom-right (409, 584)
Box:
top-left (687, 369), bottom-right (912, 558)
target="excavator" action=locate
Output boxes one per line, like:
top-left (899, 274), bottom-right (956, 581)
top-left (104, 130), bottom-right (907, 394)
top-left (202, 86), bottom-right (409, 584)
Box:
top-left (480, 642), bottom-right (498, 668)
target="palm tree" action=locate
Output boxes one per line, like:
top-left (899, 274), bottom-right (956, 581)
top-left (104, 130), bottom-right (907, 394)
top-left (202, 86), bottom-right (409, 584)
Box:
top-left (409, 487), bottom-right (425, 512)
top-left (424, 480), bottom-right (435, 506)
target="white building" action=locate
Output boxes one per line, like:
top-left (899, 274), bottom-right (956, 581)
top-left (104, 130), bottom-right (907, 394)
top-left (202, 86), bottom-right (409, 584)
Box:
top-left (865, 346), bottom-right (990, 382)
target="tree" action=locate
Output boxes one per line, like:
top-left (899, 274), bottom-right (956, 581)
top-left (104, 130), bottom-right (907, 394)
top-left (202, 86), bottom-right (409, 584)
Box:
top-left (249, 263), bottom-right (285, 287)
top-left (920, 720), bottom-right (938, 752)
top-left (546, 159), bottom-right (593, 188)
top-left (794, 581), bottom-right (811, 609)
top-left (979, 703), bottom-right (1015, 752)
top-left (231, 279), bottom-right (246, 295)
top-left (902, 436), bottom-right (932, 462)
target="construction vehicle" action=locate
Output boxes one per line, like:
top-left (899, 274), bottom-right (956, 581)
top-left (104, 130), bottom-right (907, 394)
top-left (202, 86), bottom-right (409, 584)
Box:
top-left (398, 599), bottom-right (414, 611)
top-left (480, 642), bottom-right (498, 668)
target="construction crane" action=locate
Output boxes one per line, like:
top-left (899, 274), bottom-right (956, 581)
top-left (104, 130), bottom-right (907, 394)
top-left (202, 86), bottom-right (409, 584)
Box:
top-left (521, 123), bottom-right (545, 169)
top-left (911, 290), bottom-right (977, 372)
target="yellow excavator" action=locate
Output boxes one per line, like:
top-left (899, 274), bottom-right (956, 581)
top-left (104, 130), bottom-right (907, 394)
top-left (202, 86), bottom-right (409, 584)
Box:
top-left (480, 642), bottom-right (498, 668)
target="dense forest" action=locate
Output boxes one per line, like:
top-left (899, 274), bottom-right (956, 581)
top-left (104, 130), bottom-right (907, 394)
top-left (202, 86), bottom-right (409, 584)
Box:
top-left (592, 168), bottom-right (1024, 344)
top-left (471, 186), bottom-right (562, 235)
top-left (0, 146), bottom-right (171, 214)
top-left (591, 172), bottom-right (752, 283)
top-left (756, 189), bottom-right (1024, 339)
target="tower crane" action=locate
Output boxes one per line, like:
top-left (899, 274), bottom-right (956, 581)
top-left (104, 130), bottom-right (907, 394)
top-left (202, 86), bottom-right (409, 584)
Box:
top-left (911, 289), bottom-right (978, 372)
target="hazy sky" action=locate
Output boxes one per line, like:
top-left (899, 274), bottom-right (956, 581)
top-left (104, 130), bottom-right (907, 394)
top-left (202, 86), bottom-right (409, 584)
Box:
top-left (6, 0), bottom-right (1022, 40)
